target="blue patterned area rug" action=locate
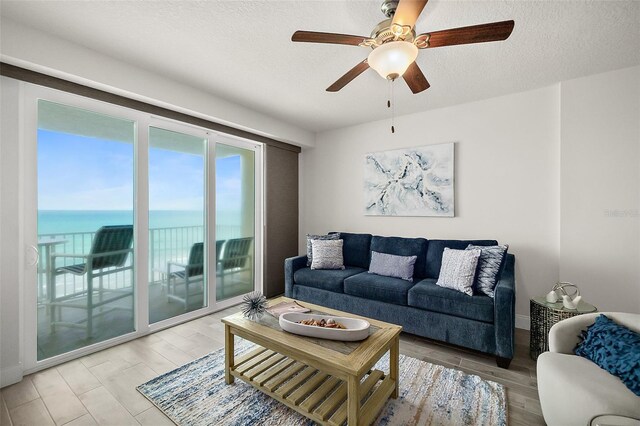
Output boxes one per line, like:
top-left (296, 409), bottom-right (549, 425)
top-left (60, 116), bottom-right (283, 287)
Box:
top-left (137, 339), bottom-right (506, 426)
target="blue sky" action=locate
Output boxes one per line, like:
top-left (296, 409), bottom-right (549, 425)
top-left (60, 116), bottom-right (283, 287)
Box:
top-left (38, 129), bottom-right (241, 212)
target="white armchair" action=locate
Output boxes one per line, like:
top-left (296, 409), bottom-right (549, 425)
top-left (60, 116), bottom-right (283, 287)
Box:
top-left (537, 312), bottom-right (640, 426)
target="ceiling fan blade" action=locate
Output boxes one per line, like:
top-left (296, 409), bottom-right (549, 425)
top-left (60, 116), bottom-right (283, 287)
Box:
top-left (419, 20), bottom-right (515, 48)
top-left (392, 0), bottom-right (428, 31)
top-left (403, 62), bottom-right (430, 94)
top-left (326, 60), bottom-right (370, 92)
top-left (292, 30), bottom-right (368, 46)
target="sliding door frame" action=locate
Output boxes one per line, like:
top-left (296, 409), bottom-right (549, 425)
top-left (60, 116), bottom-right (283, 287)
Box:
top-left (21, 83), bottom-right (263, 374)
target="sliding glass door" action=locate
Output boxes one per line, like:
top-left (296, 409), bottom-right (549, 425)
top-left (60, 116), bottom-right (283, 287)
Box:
top-left (23, 85), bottom-right (263, 371)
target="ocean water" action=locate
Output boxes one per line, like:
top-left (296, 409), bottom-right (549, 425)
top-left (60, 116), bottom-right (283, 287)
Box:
top-left (38, 210), bottom-right (241, 236)
top-left (38, 210), bottom-right (202, 234)
top-left (38, 210), bottom-right (244, 270)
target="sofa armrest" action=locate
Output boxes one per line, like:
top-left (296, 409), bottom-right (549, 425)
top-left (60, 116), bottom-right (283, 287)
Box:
top-left (494, 254), bottom-right (516, 360)
top-left (548, 312), bottom-right (600, 354)
top-left (285, 255), bottom-right (308, 298)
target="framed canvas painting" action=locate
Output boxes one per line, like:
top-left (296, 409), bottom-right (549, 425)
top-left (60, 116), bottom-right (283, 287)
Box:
top-left (364, 142), bottom-right (454, 217)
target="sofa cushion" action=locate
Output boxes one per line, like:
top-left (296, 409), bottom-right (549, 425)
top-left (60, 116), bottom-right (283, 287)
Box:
top-left (344, 272), bottom-right (414, 306)
top-left (408, 278), bottom-right (494, 322)
top-left (425, 239), bottom-right (498, 279)
top-left (329, 232), bottom-right (372, 269)
top-left (294, 266), bottom-right (366, 293)
top-left (370, 235), bottom-right (429, 279)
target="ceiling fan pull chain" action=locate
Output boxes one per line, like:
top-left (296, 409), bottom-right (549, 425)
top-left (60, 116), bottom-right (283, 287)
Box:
top-left (387, 79), bottom-right (396, 133)
top-left (390, 79), bottom-right (395, 134)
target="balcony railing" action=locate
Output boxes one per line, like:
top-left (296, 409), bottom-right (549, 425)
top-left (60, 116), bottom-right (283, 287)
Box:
top-left (37, 224), bottom-right (242, 302)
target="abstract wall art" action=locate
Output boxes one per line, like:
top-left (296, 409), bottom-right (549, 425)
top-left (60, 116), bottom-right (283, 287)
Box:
top-left (364, 142), bottom-right (454, 217)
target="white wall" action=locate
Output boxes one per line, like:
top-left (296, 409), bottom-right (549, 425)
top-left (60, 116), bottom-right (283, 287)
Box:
top-left (0, 18), bottom-right (315, 148)
top-left (302, 85), bottom-right (562, 321)
top-left (560, 67), bottom-right (640, 314)
top-left (301, 66), bottom-right (640, 323)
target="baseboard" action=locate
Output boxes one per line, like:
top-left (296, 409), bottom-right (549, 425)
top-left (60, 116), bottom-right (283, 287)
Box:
top-left (515, 314), bottom-right (530, 331)
top-left (1, 363), bottom-right (23, 388)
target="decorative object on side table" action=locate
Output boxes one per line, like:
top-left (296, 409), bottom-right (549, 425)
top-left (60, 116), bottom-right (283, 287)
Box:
top-left (241, 291), bottom-right (267, 320)
top-left (545, 281), bottom-right (583, 309)
top-left (530, 295), bottom-right (597, 360)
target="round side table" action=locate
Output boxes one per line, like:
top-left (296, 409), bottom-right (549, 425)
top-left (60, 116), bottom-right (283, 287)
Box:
top-left (529, 297), bottom-right (597, 360)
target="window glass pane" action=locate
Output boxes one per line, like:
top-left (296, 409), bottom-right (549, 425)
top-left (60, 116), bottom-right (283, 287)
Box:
top-left (37, 100), bottom-right (135, 360)
top-left (216, 143), bottom-right (255, 301)
top-left (148, 127), bottom-right (206, 323)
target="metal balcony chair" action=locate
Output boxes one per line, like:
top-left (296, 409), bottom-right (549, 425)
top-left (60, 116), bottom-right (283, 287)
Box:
top-left (49, 225), bottom-right (134, 339)
top-left (166, 241), bottom-right (204, 309)
top-left (217, 237), bottom-right (253, 298)
top-left (165, 240), bottom-right (227, 310)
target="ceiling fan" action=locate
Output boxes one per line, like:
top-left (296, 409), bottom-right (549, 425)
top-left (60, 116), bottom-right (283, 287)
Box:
top-left (291, 0), bottom-right (515, 94)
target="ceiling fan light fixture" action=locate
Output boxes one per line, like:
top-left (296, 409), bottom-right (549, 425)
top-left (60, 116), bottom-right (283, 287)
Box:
top-left (367, 41), bottom-right (418, 80)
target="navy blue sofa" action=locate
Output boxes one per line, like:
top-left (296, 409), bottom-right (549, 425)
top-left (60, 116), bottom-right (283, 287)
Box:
top-left (285, 232), bottom-right (516, 368)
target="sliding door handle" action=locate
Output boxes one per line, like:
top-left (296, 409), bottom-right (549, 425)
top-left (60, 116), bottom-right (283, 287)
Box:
top-left (26, 245), bottom-right (39, 266)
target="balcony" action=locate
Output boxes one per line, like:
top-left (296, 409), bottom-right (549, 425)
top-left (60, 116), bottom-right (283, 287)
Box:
top-left (37, 225), bottom-right (252, 360)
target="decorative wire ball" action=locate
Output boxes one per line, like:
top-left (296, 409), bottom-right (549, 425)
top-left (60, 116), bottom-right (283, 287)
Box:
top-left (241, 291), bottom-right (268, 321)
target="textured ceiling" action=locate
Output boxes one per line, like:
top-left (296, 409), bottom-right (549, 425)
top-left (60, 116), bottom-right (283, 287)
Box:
top-left (1, 0), bottom-right (639, 133)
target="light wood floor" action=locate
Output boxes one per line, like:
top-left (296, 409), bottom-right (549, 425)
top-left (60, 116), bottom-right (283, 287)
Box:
top-left (1, 305), bottom-right (544, 426)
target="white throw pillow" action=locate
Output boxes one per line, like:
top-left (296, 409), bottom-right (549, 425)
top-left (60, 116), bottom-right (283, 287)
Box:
top-left (306, 233), bottom-right (340, 266)
top-left (435, 248), bottom-right (481, 296)
top-left (310, 239), bottom-right (345, 270)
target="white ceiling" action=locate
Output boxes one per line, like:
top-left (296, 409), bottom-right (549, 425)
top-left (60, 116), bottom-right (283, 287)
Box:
top-left (1, 0), bottom-right (639, 133)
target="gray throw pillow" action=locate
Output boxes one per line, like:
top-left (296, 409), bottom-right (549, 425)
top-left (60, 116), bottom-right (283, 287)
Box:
top-left (466, 244), bottom-right (509, 298)
top-left (436, 248), bottom-right (481, 296)
top-left (310, 239), bottom-right (345, 270)
top-left (368, 251), bottom-right (417, 282)
top-left (306, 233), bottom-right (340, 266)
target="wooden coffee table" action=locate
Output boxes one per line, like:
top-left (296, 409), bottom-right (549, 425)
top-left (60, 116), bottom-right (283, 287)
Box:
top-left (222, 297), bottom-right (402, 426)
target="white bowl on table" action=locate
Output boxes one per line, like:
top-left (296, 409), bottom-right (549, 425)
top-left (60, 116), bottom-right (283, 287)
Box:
top-left (279, 312), bottom-right (370, 341)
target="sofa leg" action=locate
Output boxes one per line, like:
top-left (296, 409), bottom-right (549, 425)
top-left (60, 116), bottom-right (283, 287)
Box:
top-left (496, 357), bottom-right (512, 369)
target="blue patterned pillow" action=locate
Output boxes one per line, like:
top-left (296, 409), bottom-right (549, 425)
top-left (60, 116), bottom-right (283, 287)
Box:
top-left (574, 314), bottom-right (640, 396)
top-left (466, 244), bottom-right (508, 298)
top-left (368, 251), bottom-right (417, 282)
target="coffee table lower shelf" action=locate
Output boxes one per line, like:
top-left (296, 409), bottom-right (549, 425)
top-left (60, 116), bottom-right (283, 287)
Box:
top-left (230, 346), bottom-right (394, 426)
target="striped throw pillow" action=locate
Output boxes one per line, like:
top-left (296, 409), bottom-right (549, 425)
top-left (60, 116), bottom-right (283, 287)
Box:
top-left (466, 244), bottom-right (508, 298)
